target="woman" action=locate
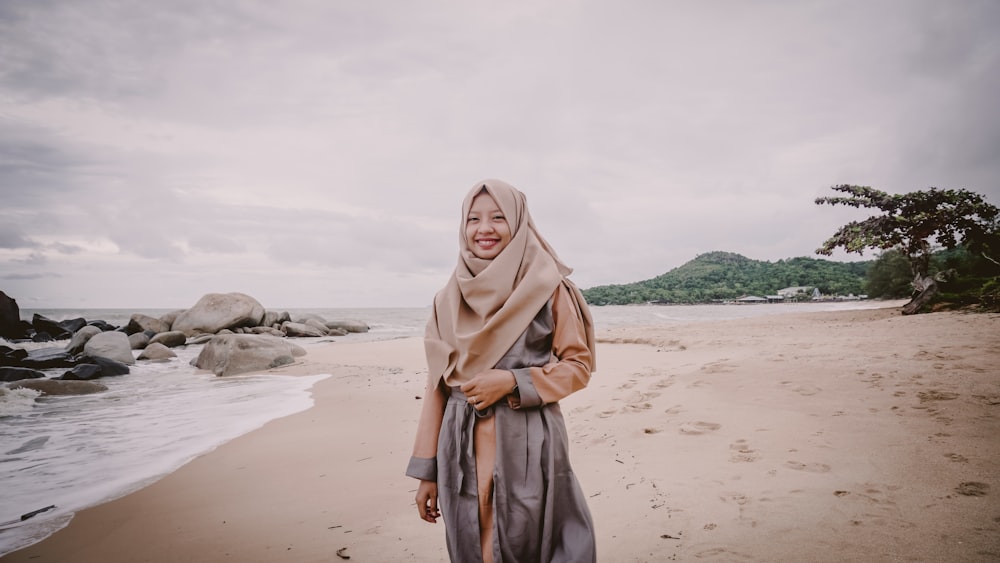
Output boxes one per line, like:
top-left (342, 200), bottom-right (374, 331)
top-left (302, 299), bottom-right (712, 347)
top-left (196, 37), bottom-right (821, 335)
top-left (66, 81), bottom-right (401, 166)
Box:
top-left (406, 179), bottom-right (597, 563)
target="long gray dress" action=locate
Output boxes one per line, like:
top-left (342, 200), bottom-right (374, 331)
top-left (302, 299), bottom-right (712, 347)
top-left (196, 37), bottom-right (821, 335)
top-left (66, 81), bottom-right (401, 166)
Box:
top-left (408, 301), bottom-right (596, 562)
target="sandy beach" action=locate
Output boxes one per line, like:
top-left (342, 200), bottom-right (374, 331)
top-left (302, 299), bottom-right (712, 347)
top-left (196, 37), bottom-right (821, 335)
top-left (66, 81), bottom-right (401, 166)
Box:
top-left (3, 304), bottom-right (998, 562)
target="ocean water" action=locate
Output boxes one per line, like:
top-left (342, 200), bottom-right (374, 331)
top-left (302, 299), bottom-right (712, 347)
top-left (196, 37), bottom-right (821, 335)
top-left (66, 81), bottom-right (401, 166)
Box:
top-left (0, 300), bottom-right (895, 555)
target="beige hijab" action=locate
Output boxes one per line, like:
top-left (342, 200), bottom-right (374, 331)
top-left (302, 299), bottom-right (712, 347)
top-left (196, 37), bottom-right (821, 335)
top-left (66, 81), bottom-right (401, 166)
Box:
top-left (425, 179), bottom-right (595, 387)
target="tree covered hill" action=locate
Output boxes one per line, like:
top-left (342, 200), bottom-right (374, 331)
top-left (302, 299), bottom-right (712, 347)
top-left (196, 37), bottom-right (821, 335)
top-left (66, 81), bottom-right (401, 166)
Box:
top-left (581, 251), bottom-right (870, 305)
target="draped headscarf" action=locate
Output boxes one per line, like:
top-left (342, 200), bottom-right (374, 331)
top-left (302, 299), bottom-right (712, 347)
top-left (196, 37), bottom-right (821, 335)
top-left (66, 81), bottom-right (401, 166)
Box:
top-left (425, 179), bottom-right (595, 387)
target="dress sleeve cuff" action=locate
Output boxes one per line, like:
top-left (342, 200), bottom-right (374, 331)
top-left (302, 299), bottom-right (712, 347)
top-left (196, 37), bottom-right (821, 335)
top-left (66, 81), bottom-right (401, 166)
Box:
top-left (508, 367), bottom-right (543, 409)
top-left (406, 456), bottom-right (437, 481)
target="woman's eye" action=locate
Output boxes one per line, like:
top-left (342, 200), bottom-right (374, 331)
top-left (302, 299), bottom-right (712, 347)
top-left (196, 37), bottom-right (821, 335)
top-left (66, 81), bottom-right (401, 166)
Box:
top-left (492, 215), bottom-right (505, 221)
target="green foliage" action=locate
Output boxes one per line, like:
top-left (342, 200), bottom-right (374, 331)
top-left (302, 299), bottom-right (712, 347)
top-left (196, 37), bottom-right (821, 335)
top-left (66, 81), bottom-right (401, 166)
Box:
top-left (865, 249), bottom-right (913, 298)
top-left (582, 251), bottom-right (868, 305)
top-left (815, 185), bottom-right (999, 277)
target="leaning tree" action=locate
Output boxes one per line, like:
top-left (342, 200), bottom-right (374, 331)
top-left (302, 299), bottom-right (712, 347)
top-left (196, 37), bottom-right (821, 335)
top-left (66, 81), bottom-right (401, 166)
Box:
top-left (815, 185), bottom-right (999, 315)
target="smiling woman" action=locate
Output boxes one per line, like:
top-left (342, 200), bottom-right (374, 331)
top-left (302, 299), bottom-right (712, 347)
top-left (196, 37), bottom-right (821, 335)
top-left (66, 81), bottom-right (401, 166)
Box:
top-left (408, 179), bottom-right (597, 563)
top-left (464, 190), bottom-right (513, 260)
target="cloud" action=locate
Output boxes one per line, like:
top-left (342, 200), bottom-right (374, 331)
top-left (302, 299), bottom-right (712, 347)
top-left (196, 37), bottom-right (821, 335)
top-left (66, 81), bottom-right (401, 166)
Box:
top-left (0, 0), bottom-right (997, 307)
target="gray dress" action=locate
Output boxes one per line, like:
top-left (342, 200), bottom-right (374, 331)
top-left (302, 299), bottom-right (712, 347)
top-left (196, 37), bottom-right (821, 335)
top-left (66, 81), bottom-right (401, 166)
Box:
top-left (407, 301), bottom-right (596, 563)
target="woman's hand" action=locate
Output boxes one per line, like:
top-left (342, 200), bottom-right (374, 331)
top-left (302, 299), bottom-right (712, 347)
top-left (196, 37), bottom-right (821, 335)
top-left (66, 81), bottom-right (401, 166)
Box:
top-left (415, 479), bottom-right (440, 523)
top-left (460, 369), bottom-right (516, 411)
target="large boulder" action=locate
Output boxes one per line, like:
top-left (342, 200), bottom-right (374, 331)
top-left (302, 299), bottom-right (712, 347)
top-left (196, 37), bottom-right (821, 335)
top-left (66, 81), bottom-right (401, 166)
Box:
top-left (66, 325), bottom-right (102, 355)
top-left (172, 293), bottom-right (265, 336)
top-left (137, 342), bottom-right (177, 361)
top-left (0, 345), bottom-right (28, 366)
top-left (149, 331), bottom-right (187, 348)
top-left (0, 366), bottom-right (45, 382)
top-left (0, 290), bottom-right (27, 340)
top-left (11, 378), bottom-right (108, 396)
top-left (126, 314), bottom-right (170, 335)
top-left (83, 331), bottom-right (136, 365)
top-left (192, 334), bottom-right (306, 377)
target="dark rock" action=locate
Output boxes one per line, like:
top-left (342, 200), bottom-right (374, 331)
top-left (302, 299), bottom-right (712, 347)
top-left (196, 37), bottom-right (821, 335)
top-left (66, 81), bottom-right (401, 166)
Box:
top-left (71, 355), bottom-right (130, 377)
top-left (87, 320), bottom-right (118, 332)
top-left (31, 314), bottom-right (76, 340)
top-left (20, 348), bottom-right (76, 370)
top-left (59, 364), bottom-right (104, 381)
top-left (0, 366), bottom-right (46, 382)
top-left (11, 378), bottom-right (108, 396)
top-left (1, 346), bottom-right (29, 366)
top-left (0, 290), bottom-right (26, 340)
top-left (31, 332), bottom-right (55, 343)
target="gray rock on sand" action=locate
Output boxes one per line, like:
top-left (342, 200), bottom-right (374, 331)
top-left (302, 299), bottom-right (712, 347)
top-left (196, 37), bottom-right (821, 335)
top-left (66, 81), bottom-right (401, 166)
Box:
top-left (262, 310), bottom-right (290, 328)
top-left (172, 292), bottom-right (265, 337)
top-left (83, 331), bottom-right (136, 365)
top-left (281, 321), bottom-right (327, 338)
top-left (192, 334), bottom-right (306, 377)
top-left (149, 330), bottom-right (187, 348)
top-left (138, 342), bottom-right (177, 361)
top-left (66, 325), bottom-right (102, 354)
top-left (10, 378), bottom-right (108, 396)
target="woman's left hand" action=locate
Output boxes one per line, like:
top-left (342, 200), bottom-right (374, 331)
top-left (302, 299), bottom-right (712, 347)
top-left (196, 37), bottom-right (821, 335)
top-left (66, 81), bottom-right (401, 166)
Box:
top-left (460, 369), bottom-right (516, 410)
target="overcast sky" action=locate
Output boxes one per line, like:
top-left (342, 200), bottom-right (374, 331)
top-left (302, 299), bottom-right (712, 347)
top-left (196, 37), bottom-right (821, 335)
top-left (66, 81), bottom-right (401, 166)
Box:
top-left (1, 0), bottom-right (998, 309)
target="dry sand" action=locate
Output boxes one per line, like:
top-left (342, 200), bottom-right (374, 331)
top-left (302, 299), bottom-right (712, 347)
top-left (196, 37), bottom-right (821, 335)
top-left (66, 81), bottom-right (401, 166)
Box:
top-left (3, 305), bottom-right (998, 562)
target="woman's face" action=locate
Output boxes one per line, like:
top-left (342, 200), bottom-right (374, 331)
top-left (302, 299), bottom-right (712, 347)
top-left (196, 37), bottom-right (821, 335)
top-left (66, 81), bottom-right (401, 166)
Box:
top-left (465, 191), bottom-right (512, 260)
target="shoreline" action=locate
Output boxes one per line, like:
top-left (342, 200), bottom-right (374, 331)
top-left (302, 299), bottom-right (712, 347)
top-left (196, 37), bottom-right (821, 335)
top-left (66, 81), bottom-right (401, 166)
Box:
top-left (3, 305), bottom-right (998, 562)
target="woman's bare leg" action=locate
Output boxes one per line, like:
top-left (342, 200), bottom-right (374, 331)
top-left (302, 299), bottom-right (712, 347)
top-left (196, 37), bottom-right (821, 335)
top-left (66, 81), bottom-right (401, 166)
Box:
top-left (474, 415), bottom-right (497, 563)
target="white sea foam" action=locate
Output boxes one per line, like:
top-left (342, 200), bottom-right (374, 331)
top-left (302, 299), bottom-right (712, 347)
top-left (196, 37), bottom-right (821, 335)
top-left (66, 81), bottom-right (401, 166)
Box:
top-left (0, 338), bottom-right (329, 556)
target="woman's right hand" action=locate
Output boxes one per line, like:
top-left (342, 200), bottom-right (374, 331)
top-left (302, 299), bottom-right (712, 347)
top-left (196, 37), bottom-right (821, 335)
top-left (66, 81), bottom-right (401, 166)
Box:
top-left (415, 479), bottom-right (440, 523)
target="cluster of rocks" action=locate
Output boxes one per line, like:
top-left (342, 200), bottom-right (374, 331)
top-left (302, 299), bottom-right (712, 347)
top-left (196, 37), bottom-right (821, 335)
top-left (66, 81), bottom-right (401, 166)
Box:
top-left (0, 291), bottom-right (370, 396)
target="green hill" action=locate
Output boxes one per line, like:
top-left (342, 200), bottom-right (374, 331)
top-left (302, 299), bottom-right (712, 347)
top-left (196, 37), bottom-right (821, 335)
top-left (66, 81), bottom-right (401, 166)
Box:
top-left (582, 251), bottom-right (870, 305)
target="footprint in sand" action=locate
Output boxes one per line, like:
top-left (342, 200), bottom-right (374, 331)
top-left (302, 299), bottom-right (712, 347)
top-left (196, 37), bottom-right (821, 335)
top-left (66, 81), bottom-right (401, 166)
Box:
top-left (784, 460), bottom-right (831, 473)
top-left (729, 439), bottom-right (760, 462)
top-left (955, 482), bottom-right (989, 497)
top-left (680, 421), bottom-right (721, 435)
top-left (944, 453), bottom-right (969, 463)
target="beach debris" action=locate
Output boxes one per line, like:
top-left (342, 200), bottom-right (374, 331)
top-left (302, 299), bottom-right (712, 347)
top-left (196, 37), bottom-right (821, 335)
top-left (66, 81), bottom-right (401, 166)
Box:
top-left (336, 547), bottom-right (351, 559)
top-left (661, 533), bottom-right (681, 540)
top-left (0, 504), bottom-right (57, 526)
